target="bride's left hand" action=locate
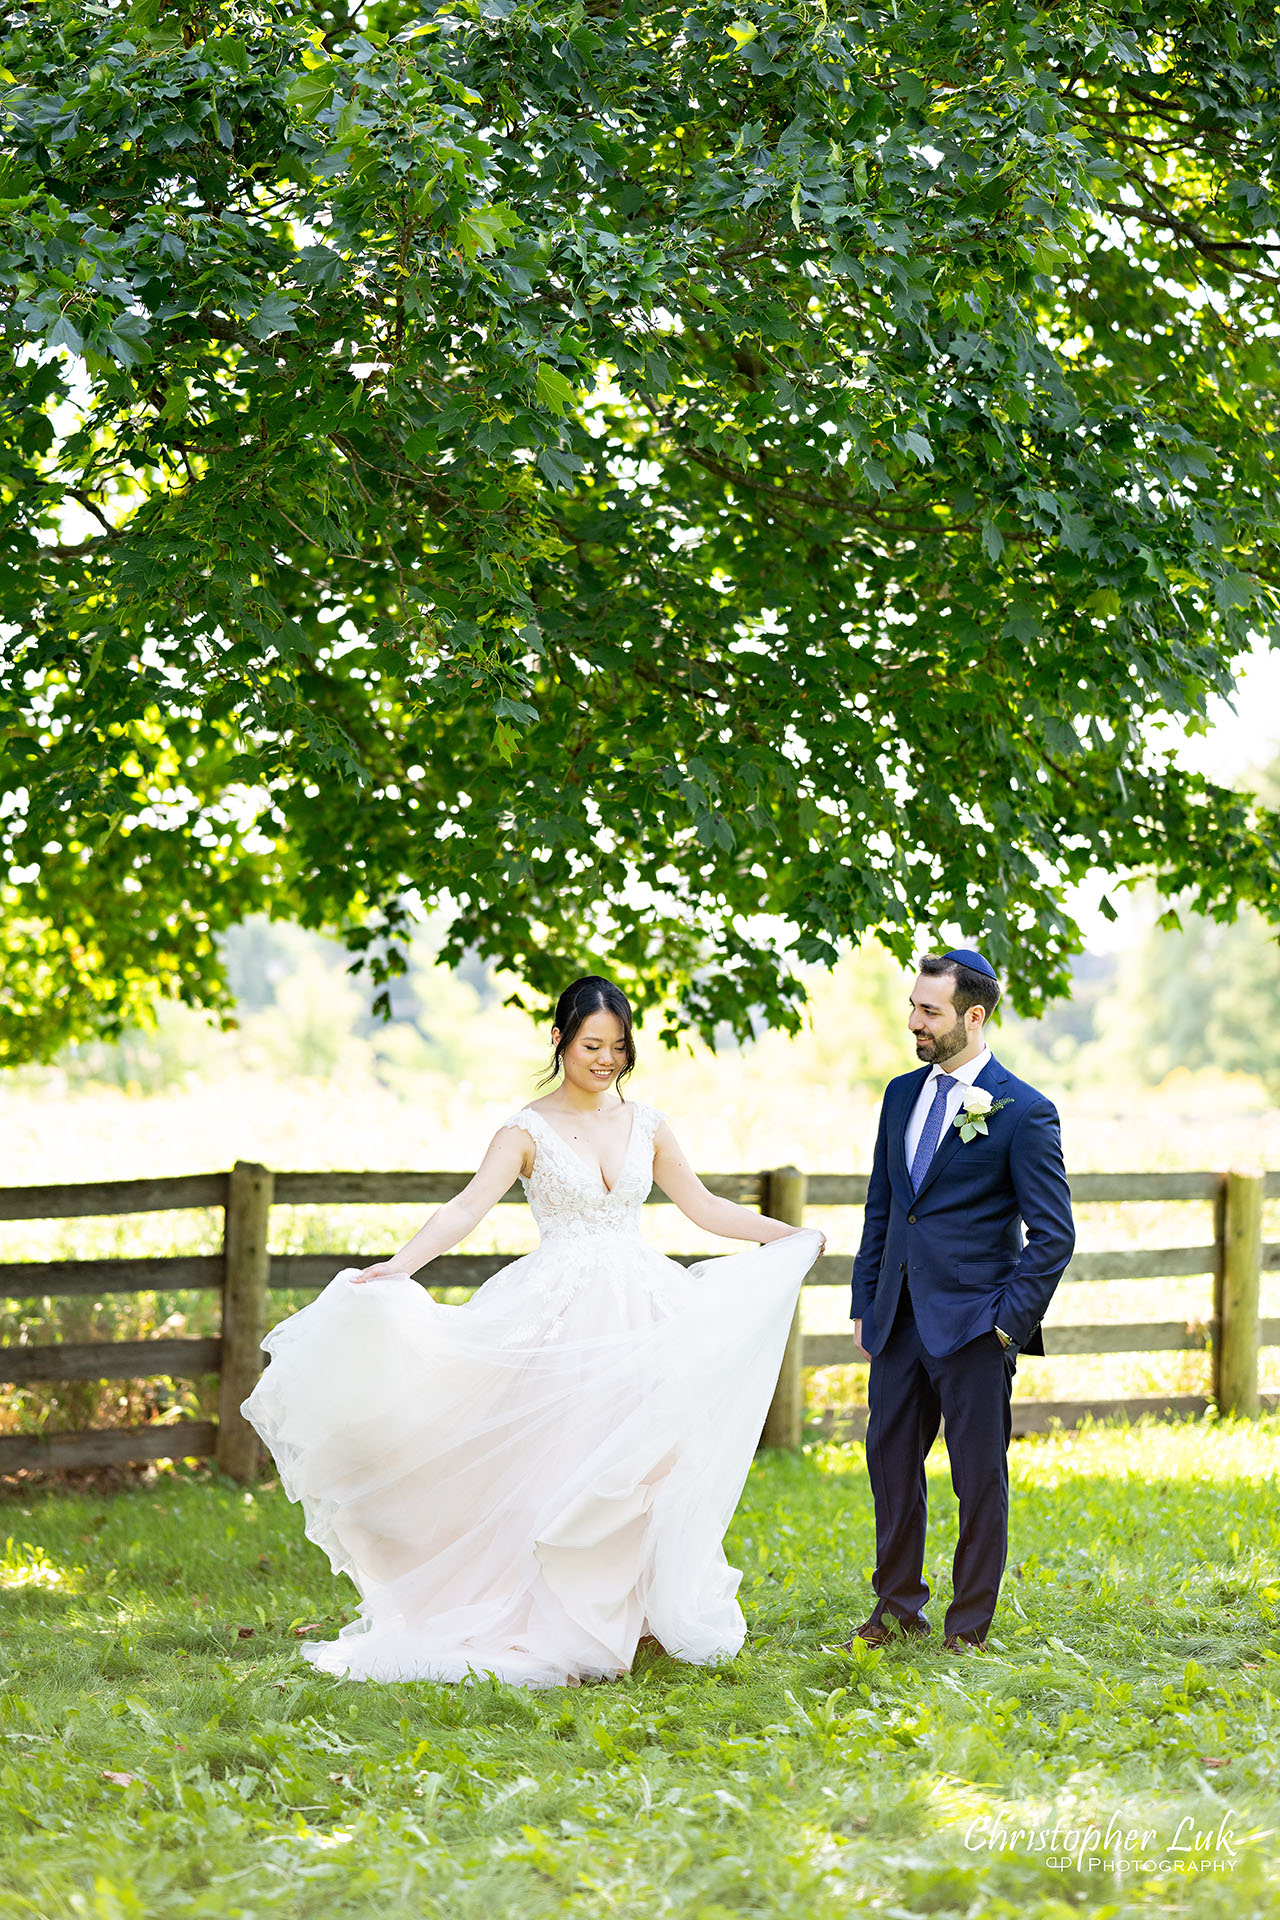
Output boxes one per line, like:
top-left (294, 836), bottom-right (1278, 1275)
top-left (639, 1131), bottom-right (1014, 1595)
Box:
top-left (790, 1227), bottom-right (826, 1255)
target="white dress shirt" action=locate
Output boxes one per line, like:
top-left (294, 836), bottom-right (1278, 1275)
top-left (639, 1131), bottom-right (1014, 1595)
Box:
top-left (903, 1046), bottom-right (992, 1173)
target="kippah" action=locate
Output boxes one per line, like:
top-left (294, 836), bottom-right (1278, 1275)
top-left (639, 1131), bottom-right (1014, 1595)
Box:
top-left (942, 947), bottom-right (998, 982)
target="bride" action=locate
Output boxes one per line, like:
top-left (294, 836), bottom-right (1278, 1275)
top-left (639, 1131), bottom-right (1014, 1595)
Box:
top-left (243, 974), bottom-right (822, 1688)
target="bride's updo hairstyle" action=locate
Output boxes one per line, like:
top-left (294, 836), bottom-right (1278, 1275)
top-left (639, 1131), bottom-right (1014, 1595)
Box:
top-left (542, 975), bottom-right (637, 1095)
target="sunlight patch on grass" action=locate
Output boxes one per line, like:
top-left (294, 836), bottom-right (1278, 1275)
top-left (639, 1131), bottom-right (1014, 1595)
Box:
top-left (1013, 1414), bottom-right (1280, 1485)
top-left (0, 1537), bottom-right (77, 1591)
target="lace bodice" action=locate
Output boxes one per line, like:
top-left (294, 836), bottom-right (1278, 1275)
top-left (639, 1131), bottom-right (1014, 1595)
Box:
top-left (502, 1104), bottom-right (663, 1241)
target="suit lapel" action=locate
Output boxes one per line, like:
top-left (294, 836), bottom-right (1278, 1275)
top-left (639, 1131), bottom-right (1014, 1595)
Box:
top-left (911, 1055), bottom-right (1007, 1203)
top-left (889, 1067), bottom-right (931, 1206)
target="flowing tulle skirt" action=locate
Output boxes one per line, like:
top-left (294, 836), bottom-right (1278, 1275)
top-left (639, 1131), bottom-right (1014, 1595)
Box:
top-left (242, 1226), bottom-right (821, 1687)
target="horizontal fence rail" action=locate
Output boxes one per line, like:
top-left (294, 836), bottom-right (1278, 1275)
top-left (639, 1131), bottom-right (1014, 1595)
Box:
top-left (0, 1337), bottom-right (223, 1386)
top-left (1, 1162), bottom-right (1276, 1476)
top-left (0, 1175), bottom-right (230, 1221)
top-left (0, 1422), bottom-right (219, 1473)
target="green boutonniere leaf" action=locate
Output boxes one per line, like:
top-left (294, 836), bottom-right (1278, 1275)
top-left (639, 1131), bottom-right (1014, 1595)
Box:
top-left (953, 1097), bottom-right (1013, 1143)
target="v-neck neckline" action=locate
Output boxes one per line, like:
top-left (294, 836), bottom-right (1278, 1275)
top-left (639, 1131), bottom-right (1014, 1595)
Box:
top-left (531, 1106), bottom-right (639, 1196)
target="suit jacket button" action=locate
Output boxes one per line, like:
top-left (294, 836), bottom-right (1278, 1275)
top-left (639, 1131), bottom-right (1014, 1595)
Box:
top-left (907, 1214), bottom-right (917, 1224)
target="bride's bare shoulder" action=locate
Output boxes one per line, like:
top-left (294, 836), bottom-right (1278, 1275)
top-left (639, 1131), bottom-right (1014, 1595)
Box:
top-left (493, 1111), bottom-right (539, 1177)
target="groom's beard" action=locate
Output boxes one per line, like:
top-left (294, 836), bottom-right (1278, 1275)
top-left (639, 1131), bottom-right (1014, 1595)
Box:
top-left (915, 1017), bottom-right (968, 1065)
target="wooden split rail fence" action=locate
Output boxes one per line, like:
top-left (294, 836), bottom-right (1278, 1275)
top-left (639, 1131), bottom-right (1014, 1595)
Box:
top-left (1, 1163), bottom-right (1276, 1479)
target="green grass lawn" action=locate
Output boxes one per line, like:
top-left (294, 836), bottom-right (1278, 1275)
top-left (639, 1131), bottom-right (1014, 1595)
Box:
top-left (2, 1419), bottom-right (1278, 1919)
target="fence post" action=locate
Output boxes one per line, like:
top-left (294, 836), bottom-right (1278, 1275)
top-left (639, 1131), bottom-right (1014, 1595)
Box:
top-left (1213, 1169), bottom-right (1263, 1419)
top-left (760, 1167), bottom-right (808, 1449)
top-left (217, 1161), bottom-right (274, 1482)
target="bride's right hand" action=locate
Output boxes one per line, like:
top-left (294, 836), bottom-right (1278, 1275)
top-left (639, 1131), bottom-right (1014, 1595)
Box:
top-left (349, 1262), bottom-right (413, 1285)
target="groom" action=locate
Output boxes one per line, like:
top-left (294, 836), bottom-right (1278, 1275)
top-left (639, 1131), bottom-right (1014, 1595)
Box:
top-left (846, 949), bottom-right (1075, 1653)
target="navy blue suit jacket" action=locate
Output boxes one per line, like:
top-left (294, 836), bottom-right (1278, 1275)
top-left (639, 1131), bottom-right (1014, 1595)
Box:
top-left (850, 1055), bottom-right (1075, 1358)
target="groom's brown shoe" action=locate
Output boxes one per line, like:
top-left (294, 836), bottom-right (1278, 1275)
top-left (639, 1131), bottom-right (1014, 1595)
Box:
top-left (897, 1613), bottom-right (931, 1640)
top-left (942, 1632), bottom-right (986, 1655)
top-left (842, 1614), bottom-right (930, 1650)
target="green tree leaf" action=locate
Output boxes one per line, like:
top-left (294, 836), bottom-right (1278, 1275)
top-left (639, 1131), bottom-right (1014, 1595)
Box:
top-left (534, 363), bottom-right (577, 418)
top-left (246, 295), bottom-right (299, 342)
top-left (459, 204), bottom-right (522, 262)
top-left (286, 68), bottom-right (334, 119)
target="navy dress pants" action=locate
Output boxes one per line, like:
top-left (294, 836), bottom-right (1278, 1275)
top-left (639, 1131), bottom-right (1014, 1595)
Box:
top-left (864, 1281), bottom-right (1016, 1641)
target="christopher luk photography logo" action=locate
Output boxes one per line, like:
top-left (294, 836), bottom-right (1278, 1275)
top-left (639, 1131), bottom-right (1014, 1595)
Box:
top-left (964, 1806), bottom-right (1242, 1875)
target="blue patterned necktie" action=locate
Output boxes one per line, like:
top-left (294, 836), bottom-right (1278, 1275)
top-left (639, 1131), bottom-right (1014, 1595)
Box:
top-left (910, 1073), bottom-right (957, 1192)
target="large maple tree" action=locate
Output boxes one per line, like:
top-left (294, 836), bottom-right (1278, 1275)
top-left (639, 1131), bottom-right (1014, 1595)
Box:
top-left (1, 0), bottom-right (1277, 1056)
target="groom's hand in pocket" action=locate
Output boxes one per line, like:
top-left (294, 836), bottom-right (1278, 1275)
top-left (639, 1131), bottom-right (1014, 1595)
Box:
top-left (852, 1318), bottom-right (871, 1362)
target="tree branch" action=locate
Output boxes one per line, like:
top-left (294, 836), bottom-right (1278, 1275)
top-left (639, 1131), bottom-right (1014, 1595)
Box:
top-left (1101, 200), bottom-right (1280, 277)
top-left (64, 490), bottom-right (120, 540)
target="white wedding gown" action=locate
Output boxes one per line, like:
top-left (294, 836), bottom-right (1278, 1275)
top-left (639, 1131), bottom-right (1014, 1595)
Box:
top-left (242, 1103), bottom-right (821, 1687)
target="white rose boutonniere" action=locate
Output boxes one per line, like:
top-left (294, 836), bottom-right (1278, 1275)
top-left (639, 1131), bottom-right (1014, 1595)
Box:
top-left (953, 1087), bottom-right (1014, 1142)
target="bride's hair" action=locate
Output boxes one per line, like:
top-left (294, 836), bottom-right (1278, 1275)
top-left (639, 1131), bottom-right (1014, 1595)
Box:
top-left (542, 976), bottom-right (637, 1093)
